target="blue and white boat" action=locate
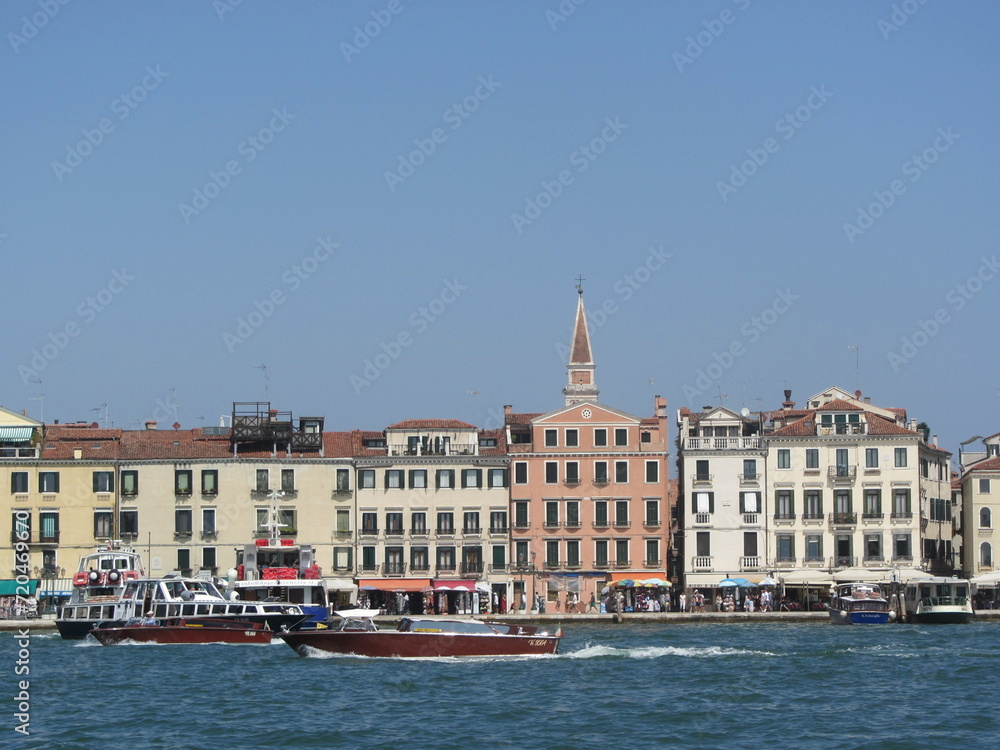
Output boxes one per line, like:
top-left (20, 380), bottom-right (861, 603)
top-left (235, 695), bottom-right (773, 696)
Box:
top-left (828, 582), bottom-right (892, 624)
top-left (902, 576), bottom-right (974, 624)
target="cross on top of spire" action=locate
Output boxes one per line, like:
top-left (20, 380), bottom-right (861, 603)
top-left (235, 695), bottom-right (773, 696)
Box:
top-left (575, 274), bottom-right (585, 294)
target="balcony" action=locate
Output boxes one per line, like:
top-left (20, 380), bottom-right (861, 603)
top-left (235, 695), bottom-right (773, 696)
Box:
top-left (773, 513), bottom-right (795, 524)
top-left (740, 556), bottom-right (761, 571)
top-left (462, 527), bottom-right (481, 537)
top-left (382, 562), bottom-right (407, 576)
top-left (692, 473), bottom-right (713, 485)
top-left (803, 557), bottom-right (826, 567)
top-left (862, 512), bottom-right (884, 522)
top-left (385, 528), bottom-right (405, 537)
top-left (613, 559), bottom-right (631, 568)
top-left (564, 477), bottom-right (580, 486)
top-left (359, 562), bottom-right (379, 573)
top-left (436, 527), bottom-right (455, 536)
top-left (593, 475), bottom-right (610, 485)
top-left (410, 527), bottom-right (429, 537)
top-left (644, 517), bottom-right (661, 528)
top-left (387, 442), bottom-right (478, 457)
top-left (436, 562), bottom-right (456, 573)
top-left (543, 521), bottom-right (561, 529)
top-left (613, 520), bottom-right (631, 528)
top-left (460, 561), bottom-right (484, 576)
top-left (738, 474), bottom-right (760, 485)
top-left (694, 513), bottom-right (712, 525)
top-left (410, 562), bottom-right (430, 573)
top-left (0, 447), bottom-right (39, 459)
top-left (773, 557), bottom-right (796, 568)
top-left (683, 437), bottom-right (760, 451)
top-left (818, 424), bottom-right (864, 436)
top-left (594, 559), bottom-right (610, 568)
top-left (593, 519), bottom-right (610, 529)
top-left (566, 559), bottom-right (583, 569)
top-left (690, 556), bottom-right (713, 571)
top-left (863, 556), bottom-right (886, 566)
top-left (331, 489), bottom-right (352, 498)
top-left (801, 513), bottom-right (824, 524)
top-left (360, 528), bottom-right (379, 537)
top-left (11, 531), bottom-right (61, 545)
top-left (891, 512), bottom-right (913, 522)
top-left (742, 513), bottom-right (759, 526)
top-left (489, 526), bottom-right (509, 535)
top-left (565, 519), bottom-right (582, 529)
top-left (830, 512), bottom-right (857, 527)
top-left (828, 466), bottom-right (857, 481)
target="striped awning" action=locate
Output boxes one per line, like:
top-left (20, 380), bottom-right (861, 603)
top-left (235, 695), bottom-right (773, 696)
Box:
top-left (0, 427), bottom-right (33, 442)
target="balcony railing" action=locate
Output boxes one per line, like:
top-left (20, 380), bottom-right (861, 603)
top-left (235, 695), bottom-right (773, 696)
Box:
top-left (462, 527), bottom-right (481, 536)
top-left (683, 437), bottom-right (761, 450)
top-left (593, 476), bottom-right (609, 485)
top-left (644, 517), bottom-right (661, 527)
top-left (382, 562), bottom-right (406, 576)
top-left (694, 513), bottom-right (712, 525)
top-left (891, 512), bottom-right (913, 520)
top-left (739, 474), bottom-right (759, 484)
top-left (802, 512), bottom-right (824, 522)
top-left (691, 556), bottom-right (713, 570)
top-left (410, 527), bottom-right (429, 536)
top-left (862, 512), bottom-right (884, 521)
top-left (743, 513), bottom-right (759, 525)
top-left (863, 556), bottom-right (886, 566)
top-left (818, 424), bottom-right (864, 436)
top-left (386, 528), bottom-right (405, 537)
top-left (410, 562), bottom-right (430, 572)
top-left (565, 519), bottom-right (582, 529)
top-left (543, 521), bottom-right (560, 529)
top-left (829, 465), bottom-right (857, 480)
top-left (834, 556), bottom-right (857, 568)
top-left (387, 442), bottom-right (478, 457)
top-left (489, 526), bottom-right (509, 535)
top-left (740, 556), bottom-right (761, 570)
top-left (613, 559), bottom-right (631, 567)
top-left (593, 519), bottom-right (610, 528)
top-left (692, 473), bottom-right (714, 484)
top-left (830, 512), bottom-right (857, 526)
top-left (460, 561), bottom-right (484, 576)
top-left (360, 528), bottom-right (379, 536)
top-left (594, 560), bottom-right (610, 568)
top-left (0, 447), bottom-right (40, 459)
top-left (436, 527), bottom-right (455, 535)
top-left (774, 513), bottom-right (795, 522)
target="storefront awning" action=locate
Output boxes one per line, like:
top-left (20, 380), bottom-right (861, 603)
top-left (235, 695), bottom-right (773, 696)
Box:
top-left (357, 579), bottom-right (431, 592)
top-left (609, 571), bottom-right (666, 582)
top-left (433, 580), bottom-right (478, 591)
top-left (323, 577), bottom-right (358, 591)
top-left (0, 579), bottom-right (38, 596)
top-left (0, 427), bottom-right (34, 442)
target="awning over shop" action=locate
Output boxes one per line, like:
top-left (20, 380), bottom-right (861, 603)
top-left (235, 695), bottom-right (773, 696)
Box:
top-left (0, 427), bottom-right (34, 442)
top-left (780, 570), bottom-right (834, 586)
top-left (323, 577), bottom-right (358, 591)
top-left (0, 579), bottom-right (38, 596)
top-left (357, 579), bottom-right (431, 592)
top-left (433, 580), bottom-right (478, 591)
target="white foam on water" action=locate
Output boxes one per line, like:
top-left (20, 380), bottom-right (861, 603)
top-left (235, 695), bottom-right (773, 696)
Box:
top-left (564, 643), bottom-right (779, 659)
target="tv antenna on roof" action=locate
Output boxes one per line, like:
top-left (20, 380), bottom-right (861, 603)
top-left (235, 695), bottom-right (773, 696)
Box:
top-left (90, 403), bottom-right (109, 428)
top-left (28, 379), bottom-right (44, 424)
top-left (255, 364), bottom-right (269, 401)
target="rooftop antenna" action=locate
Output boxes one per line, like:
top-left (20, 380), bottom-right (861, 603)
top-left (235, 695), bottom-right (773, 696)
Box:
top-left (716, 385), bottom-right (727, 406)
top-left (255, 364), bottom-right (269, 401)
top-left (90, 403), bottom-right (109, 428)
top-left (848, 344), bottom-right (860, 391)
top-left (168, 388), bottom-right (178, 421)
top-left (28, 378), bottom-right (44, 424)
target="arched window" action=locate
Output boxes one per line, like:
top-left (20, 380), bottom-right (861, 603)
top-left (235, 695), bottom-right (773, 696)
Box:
top-left (981, 542), bottom-right (993, 569)
top-left (981, 507), bottom-right (992, 529)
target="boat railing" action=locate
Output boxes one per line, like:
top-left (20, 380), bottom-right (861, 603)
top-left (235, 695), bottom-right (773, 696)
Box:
top-left (922, 596), bottom-right (969, 607)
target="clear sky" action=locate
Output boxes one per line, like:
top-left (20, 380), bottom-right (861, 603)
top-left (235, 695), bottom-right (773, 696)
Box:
top-left (3, 1), bottom-right (998, 454)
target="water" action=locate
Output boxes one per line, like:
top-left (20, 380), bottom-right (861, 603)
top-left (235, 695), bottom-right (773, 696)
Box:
top-left (4, 621), bottom-right (999, 749)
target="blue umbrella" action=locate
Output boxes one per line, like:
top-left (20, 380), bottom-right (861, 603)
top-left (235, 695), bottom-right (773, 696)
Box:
top-left (718, 578), bottom-right (740, 587)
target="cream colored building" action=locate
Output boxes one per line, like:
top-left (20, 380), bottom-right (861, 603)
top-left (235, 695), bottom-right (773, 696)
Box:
top-left (960, 433), bottom-right (1000, 576)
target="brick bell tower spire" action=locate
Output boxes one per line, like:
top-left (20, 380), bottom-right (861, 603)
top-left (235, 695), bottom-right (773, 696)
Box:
top-left (563, 280), bottom-right (599, 406)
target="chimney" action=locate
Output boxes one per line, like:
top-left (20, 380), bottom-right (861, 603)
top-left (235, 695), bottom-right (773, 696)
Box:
top-left (503, 405), bottom-right (512, 417)
top-left (864, 397), bottom-right (871, 404)
top-left (933, 434), bottom-right (939, 446)
top-left (145, 420), bottom-right (157, 430)
top-left (782, 389), bottom-right (795, 410)
top-left (655, 395), bottom-right (666, 417)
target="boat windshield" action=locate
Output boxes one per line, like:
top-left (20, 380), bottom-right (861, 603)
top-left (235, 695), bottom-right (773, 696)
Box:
top-left (398, 619), bottom-right (501, 635)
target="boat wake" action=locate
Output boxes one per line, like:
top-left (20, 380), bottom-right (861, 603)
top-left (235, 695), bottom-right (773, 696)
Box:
top-left (564, 643), bottom-right (779, 659)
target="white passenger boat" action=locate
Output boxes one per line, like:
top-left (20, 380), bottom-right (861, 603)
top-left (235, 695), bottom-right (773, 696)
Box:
top-left (902, 577), bottom-right (974, 624)
top-left (828, 582), bottom-right (892, 625)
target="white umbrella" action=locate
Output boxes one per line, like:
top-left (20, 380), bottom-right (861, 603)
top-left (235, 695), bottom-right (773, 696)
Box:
top-left (758, 577), bottom-right (778, 587)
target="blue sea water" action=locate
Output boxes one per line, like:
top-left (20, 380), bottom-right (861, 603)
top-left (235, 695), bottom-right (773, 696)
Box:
top-left (3, 620), bottom-right (998, 749)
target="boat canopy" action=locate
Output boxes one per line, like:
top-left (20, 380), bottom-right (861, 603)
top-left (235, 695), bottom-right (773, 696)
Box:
top-left (333, 609), bottom-right (382, 619)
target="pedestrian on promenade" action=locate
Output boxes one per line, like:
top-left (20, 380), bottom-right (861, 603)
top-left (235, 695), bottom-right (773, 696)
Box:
top-left (679, 592), bottom-right (687, 612)
top-left (588, 593), bottom-right (598, 612)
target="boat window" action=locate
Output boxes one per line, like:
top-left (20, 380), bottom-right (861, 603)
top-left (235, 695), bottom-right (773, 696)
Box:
top-left (198, 605), bottom-right (210, 615)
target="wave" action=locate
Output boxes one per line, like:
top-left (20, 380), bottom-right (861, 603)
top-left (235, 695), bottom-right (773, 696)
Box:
top-left (564, 643), bottom-right (779, 659)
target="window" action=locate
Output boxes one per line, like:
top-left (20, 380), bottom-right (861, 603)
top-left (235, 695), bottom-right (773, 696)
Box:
top-left (336, 508), bottom-right (351, 534)
top-left (775, 490), bottom-right (793, 519)
top-left (255, 469), bottom-right (269, 491)
top-left (595, 461), bottom-right (609, 484)
top-left (805, 535), bottom-right (822, 562)
top-left (411, 512), bottom-right (427, 534)
top-left (594, 500), bottom-right (609, 527)
top-left (93, 471), bottom-right (114, 493)
top-left (744, 532), bottom-right (758, 558)
top-left (595, 540), bottom-right (609, 566)
top-left (463, 511), bottom-right (480, 533)
top-left (202, 508), bottom-right (216, 535)
top-left (615, 539), bottom-right (629, 564)
top-left (489, 469), bottom-right (507, 488)
top-left (565, 462), bottom-right (580, 483)
top-left (645, 539), bottom-right (659, 565)
top-left (594, 428), bottom-right (607, 447)
top-left (645, 500), bottom-right (660, 525)
top-left (437, 512), bottom-right (454, 534)
top-left (615, 500), bottom-right (629, 527)
top-left (544, 429), bottom-right (557, 447)
top-left (566, 501), bottom-right (580, 527)
top-left (546, 540), bottom-right (560, 566)
top-left (920, 458), bottom-right (929, 478)
top-left (641, 431), bottom-right (652, 444)
top-left (362, 547), bottom-right (377, 571)
top-left (201, 470), bottom-right (218, 495)
top-left (777, 450), bottom-right (790, 469)
top-left (177, 548), bottom-right (191, 575)
top-left (10, 472), bottom-right (28, 494)
top-left (893, 533), bottom-right (912, 560)
top-left (805, 449), bottom-right (819, 469)
top-left (490, 510), bottom-right (508, 533)
top-left (742, 459), bottom-right (757, 480)
top-left (94, 509), bottom-right (113, 538)
top-left (202, 547), bottom-right (217, 571)
top-left (566, 429), bottom-right (578, 447)
top-left (120, 510), bottom-right (138, 537)
top-left (336, 468), bottom-right (350, 492)
top-left (776, 534), bottom-right (794, 561)
top-left (646, 461), bottom-right (659, 483)
top-left (461, 469), bottom-right (482, 488)
top-left (614, 461), bottom-right (628, 483)
top-left (567, 540), bottom-right (581, 567)
top-left (834, 490), bottom-right (852, 519)
top-left (386, 512), bottom-right (404, 535)
top-left (359, 470), bottom-right (375, 489)
top-left (12, 511), bottom-right (30, 541)
top-left (864, 489), bottom-right (881, 517)
top-left (894, 448), bottom-right (908, 468)
top-left (436, 469), bottom-right (454, 489)
top-left (693, 492), bottom-right (714, 514)
top-left (980, 507), bottom-right (992, 529)
top-left (39, 511), bottom-right (58, 543)
top-left (514, 502), bottom-right (529, 528)
top-left (409, 469), bottom-right (427, 489)
top-left (803, 491), bottom-right (821, 519)
top-left (514, 462), bottom-right (527, 484)
top-left (436, 546), bottom-right (455, 570)
top-left (740, 492), bottom-right (760, 514)
top-left (545, 462), bottom-right (558, 484)
top-left (695, 459), bottom-right (710, 481)
top-left (175, 470), bottom-right (192, 495)
top-left (280, 469), bottom-right (295, 491)
top-left (864, 533), bottom-right (882, 561)
top-left (411, 547), bottom-right (429, 571)
top-left (835, 535), bottom-right (853, 565)
top-left (866, 448), bottom-right (879, 468)
top-left (545, 501), bottom-right (559, 527)
top-left (981, 478), bottom-right (992, 494)
top-left (361, 512), bottom-right (378, 535)
top-left (385, 469), bottom-right (405, 489)
top-left (614, 428), bottom-right (628, 447)
top-left (514, 540), bottom-right (529, 566)
top-left (892, 489), bottom-right (911, 517)
top-left (981, 542), bottom-right (993, 569)
top-left (174, 509), bottom-right (192, 536)
top-left (39, 471), bottom-right (60, 493)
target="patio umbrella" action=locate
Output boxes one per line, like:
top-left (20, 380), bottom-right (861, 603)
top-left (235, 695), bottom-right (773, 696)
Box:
top-left (614, 579), bottom-right (635, 587)
top-left (758, 577), bottom-right (778, 587)
top-left (638, 578), bottom-right (671, 587)
top-left (718, 579), bottom-right (740, 587)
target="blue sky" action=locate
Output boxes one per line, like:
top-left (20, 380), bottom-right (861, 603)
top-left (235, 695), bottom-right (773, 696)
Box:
top-left (2, 1), bottom-right (998, 453)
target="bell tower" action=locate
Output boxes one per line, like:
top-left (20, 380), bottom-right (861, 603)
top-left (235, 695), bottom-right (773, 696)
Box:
top-left (563, 283), bottom-right (599, 406)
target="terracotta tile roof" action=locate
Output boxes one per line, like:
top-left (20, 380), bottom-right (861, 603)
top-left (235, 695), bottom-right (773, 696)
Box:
top-left (767, 416), bottom-right (815, 437)
top-left (120, 430), bottom-right (231, 460)
top-left (885, 407), bottom-right (907, 417)
top-left (478, 428), bottom-right (508, 456)
top-left (920, 441), bottom-right (951, 456)
top-left (865, 416), bottom-right (918, 437)
top-left (570, 294), bottom-right (593, 364)
top-left (767, 409), bottom-right (813, 421)
top-left (966, 455), bottom-right (1000, 473)
top-left (505, 412), bottom-right (542, 425)
top-left (352, 430), bottom-right (388, 457)
top-left (41, 425), bottom-right (124, 460)
top-left (678, 407), bottom-right (691, 417)
top-left (386, 419), bottom-right (477, 430)
top-left (815, 399), bottom-right (863, 411)
top-left (640, 417), bottom-right (660, 426)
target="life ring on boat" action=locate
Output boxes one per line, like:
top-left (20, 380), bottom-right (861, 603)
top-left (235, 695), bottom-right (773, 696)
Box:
top-left (73, 573), bottom-right (89, 586)
top-left (88, 570), bottom-right (104, 585)
top-left (106, 570), bottom-right (122, 585)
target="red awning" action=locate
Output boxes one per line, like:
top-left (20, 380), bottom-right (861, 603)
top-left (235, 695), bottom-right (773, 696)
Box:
top-left (357, 579), bottom-right (431, 592)
top-left (433, 580), bottom-right (478, 591)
